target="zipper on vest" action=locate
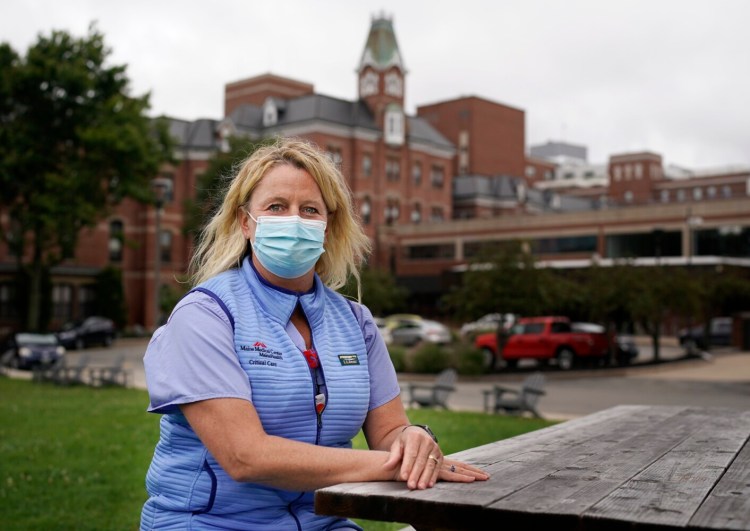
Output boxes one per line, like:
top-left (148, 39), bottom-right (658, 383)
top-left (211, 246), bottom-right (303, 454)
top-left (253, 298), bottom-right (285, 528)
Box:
top-left (302, 347), bottom-right (326, 438)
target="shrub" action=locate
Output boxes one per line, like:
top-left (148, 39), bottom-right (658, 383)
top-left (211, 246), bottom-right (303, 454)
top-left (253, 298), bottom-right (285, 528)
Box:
top-left (410, 343), bottom-right (450, 373)
top-left (388, 346), bottom-right (408, 372)
top-left (452, 343), bottom-right (486, 375)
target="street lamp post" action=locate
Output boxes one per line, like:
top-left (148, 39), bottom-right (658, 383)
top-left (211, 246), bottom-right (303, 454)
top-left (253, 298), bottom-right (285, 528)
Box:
top-left (151, 177), bottom-right (172, 330)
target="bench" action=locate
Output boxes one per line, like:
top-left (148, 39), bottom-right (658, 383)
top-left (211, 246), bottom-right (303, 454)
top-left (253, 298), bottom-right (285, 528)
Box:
top-left (31, 356), bottom-right (66, 383)
top-left (405, 368), bottom-right (457, 409)
top-left (483, 371), bottom-right (546, 418)
top-left (48, 353), bottom-right (92, 385)
top-left (88, 354), bottom-right (131, 387)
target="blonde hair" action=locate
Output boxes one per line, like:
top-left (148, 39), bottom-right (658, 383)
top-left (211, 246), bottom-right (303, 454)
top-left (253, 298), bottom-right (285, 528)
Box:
top-left (189, 137), bottom-right (371, 292)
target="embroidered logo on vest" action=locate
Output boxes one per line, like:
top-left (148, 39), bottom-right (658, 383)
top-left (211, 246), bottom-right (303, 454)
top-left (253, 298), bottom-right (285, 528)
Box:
top-left (338, 354), bottom-right (360, 366)
top-left (240, 342), bottom-right (283, 360)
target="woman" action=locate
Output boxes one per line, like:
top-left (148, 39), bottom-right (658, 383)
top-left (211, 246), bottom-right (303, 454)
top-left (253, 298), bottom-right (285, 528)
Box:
top-left (140, 138), bottom-right (488, 530)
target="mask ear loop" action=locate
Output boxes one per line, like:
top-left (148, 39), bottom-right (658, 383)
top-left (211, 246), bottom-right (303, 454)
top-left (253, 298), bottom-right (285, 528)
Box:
top-left (238, 207), bottom-right (254, 267)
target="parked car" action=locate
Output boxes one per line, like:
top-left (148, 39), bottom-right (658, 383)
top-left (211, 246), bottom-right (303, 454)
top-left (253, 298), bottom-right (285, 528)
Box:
top-left (386, 316), bottom-right (451, 346)
top-left (0, 332), bottom-right (66, 370)
top-left (572, 322), bottom-right (639, 366)
top-left (373, 317), bottom-right (393, 345)
top-left (56, 316), bottom-right (117, 350)
top-left (459, 313), bottom-right (516, 338)
top-left (678, 317), bottom-right (732, 351)
top-left (475, 316), bottom-right (613, 371)
top-left (612, 334), bottom-right (639, 365)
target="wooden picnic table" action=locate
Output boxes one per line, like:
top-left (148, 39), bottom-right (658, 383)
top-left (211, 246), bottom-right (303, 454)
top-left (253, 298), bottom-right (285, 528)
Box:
top-left (315, 405), bottom-right (750, 530)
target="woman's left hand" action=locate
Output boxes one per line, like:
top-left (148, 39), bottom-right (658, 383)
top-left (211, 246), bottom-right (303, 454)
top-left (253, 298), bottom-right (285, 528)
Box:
top-left (439, 457), bottom-right (490, 483)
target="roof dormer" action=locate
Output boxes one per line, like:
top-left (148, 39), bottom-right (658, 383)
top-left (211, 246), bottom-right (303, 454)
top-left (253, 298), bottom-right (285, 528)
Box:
top-left (262, 97), bottom-right (286, 127)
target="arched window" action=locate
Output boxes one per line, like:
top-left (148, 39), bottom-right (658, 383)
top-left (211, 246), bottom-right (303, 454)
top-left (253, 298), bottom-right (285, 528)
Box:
top-left (384, 200), bottom-right (400, 225)
top-left (411, 204), bottom-right (422, 224)
top-left (360, 198), bottom-right (372, 225)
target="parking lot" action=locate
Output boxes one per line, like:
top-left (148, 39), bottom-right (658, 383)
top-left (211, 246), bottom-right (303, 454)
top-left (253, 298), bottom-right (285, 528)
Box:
top-left (51, 335), bottom-right (746, 421)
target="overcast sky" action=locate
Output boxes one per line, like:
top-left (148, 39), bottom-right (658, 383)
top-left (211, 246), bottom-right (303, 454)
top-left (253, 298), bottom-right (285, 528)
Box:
top-left (3, 0), bottom-right (749, 169)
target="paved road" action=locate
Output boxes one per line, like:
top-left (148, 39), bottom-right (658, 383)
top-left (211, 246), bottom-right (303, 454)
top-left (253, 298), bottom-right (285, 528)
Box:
top-left (62, 337), bottom-right (750, 421)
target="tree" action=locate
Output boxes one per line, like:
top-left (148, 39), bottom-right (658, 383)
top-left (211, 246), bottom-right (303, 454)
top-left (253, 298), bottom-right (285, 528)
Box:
top-left (0, 25), bottom-right (172, 330)
top-left (92, 266), bottom-right (127, 329)
top-left (441, 241), bottom-right (556, 319)
top-left (183, 136), bottom-right (274, 244)
top-left (339, 267), bottom-right (408, 316)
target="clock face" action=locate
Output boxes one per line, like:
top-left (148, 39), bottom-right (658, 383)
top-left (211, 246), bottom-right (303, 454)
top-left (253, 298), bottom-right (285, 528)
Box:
top-left (385, 72), bottom-right (403, 97)
top-left (360, 71), bottom-right (378, 97)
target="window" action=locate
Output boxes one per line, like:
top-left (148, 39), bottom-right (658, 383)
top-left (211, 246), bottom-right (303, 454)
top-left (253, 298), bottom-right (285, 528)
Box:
top-left (532, 235), bottom-right (597, 255)
top-left (624, 191), bottom-right (634, 203)
top-left (262, 99), bottom-right (278, 126)
top-left (384, 72), bottom-right (403, 96)
top-left (693, 187), bottom-right (703, 201)
top-left (550, 321), bottom-right (572, 334)
top-left (327, 146), bottom-right (342, 168)
top-left (431, 165), bottom-right (444, 188)
top-left (677, 189), bottom-right (686, 202)
top-left (52, 284), bottom-right (73, 321)
top-left (384, 200), bottom-right (400, 225)
top-left (403, 243), bottom-right (455, 260)
top-left (526, 166), bottom-right (536, 178)
top-left (0, 283), bottom-right (16, 318)
top-left (412, 161), bottom-right (422, 186)
top-left (158, 172), bottom-right (175, 202)
top-left (386, 158), bottom-right (400, 181)
top-left (411, 204), bottom-right (422, 224)
top-left (634, 163), bottom-right (643, 179)
top-left (109, 220), bottom-right (124, 262)
top-left (722, 185), bottom-right (732, 198)
top-left (563, 172), bottom-right (574, 180)
top-left (660, 190), bottom-right (670, 203)
top-left (359, 71), bottom-right (378, 97)
top-left (430, 206), bottom-right (445, 223)
top-left (160, 230), bottom-right (172, 263)
top-left (361, 154), bottom-right (372, 177)
top-left (624, 165), bottom-right (633, 180)
top-left (384, 104), bottom-right (404, 145)
top-left (707, 186), bottom-right (717, 199)
top-left (79, 285), bottom-right (96, 317)
top-left (613, 166), bottom-right (622, 181)
top-left (360, 197), bottom-right (371, 225)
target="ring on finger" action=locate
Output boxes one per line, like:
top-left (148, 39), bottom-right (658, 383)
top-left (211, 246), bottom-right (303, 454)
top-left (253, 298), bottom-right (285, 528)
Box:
top-left (428, 454), bottom-right (440, 464)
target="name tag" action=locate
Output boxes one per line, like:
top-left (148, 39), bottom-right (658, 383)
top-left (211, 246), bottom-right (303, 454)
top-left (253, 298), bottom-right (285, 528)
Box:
top-left (338, 354), bottom-right (360, 366)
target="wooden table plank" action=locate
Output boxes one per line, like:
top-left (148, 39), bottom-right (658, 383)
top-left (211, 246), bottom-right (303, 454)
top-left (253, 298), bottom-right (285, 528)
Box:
top-left (584, 408), bottom-right (750, 530)
top-left (689, 430), bottom-right (750, 530)
top-left (486, 405), bottom-right (722, 518)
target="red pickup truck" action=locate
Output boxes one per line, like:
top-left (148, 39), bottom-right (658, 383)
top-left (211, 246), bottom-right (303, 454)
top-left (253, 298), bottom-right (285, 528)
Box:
top-left (474, 316), bottom-right (613, 371)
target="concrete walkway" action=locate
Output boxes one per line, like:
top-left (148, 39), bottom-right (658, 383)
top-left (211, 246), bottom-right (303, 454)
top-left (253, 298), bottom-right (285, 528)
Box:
top-left (400, 350), bottom-right (750, 420)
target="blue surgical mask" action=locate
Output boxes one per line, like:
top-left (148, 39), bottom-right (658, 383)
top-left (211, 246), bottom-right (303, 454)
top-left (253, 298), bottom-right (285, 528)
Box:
top-left (247, 213), bottom-right (327, 279)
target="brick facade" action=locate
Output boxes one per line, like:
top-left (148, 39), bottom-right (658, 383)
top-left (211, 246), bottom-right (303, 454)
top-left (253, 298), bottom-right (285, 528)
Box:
top-left (417, 96), bottom-right (526, 178)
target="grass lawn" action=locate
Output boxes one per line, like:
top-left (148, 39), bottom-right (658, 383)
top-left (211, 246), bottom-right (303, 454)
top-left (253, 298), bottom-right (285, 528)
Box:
top-left (0, 376), bottom-right (556, 531)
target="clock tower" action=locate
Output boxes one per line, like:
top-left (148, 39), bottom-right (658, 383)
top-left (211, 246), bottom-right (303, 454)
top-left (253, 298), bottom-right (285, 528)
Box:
top-left (357, 14), bottom-right (406, 145)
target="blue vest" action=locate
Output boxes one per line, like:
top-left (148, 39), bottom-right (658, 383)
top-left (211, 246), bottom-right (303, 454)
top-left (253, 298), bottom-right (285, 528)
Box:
top-left (141, 259), bottom-right (369, 530)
